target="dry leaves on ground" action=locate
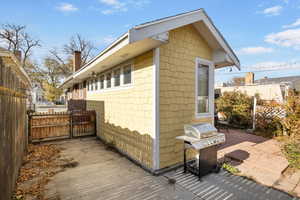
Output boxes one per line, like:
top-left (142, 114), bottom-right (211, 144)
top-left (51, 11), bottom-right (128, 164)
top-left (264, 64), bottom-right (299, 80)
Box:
top-left (13, 143), bottom-right (75, 200)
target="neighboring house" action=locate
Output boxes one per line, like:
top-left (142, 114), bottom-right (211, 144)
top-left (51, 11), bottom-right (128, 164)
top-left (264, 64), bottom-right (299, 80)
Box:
top-left (31, 84), bottom-right (45, 104)
top-left (255, 75), bottom-right (300, 92)
top-left (216, 72), bottom-right (292, 103)
top-left (60, 9), bottom-right (240, 172)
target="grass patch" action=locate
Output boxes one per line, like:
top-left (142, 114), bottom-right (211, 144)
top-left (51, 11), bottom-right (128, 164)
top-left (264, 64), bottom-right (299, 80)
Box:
top-left (283, 142), bottom-right (300, 169)
top-left (222, 163), bottom-right (240, 174)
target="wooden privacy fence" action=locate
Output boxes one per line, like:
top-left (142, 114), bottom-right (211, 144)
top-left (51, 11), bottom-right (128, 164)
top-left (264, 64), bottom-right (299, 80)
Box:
top-left (28, 110), bottom-right (96, 142)
top-left (0, 54), bottom-right (30, 200)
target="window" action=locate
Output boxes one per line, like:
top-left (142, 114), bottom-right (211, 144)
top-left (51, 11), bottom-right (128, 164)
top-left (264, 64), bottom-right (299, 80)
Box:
top-left (123, 65), bottom-right (132, 85)
top-left (95, 78), bottom-right (98, 90)
top-left (87, 81), bottom-right (90, 91)
top-left (100, 75), bottom-right (104, 89)
top-left (91, 80), bottom-right (94, 91)
top-left (106, 73), bottom-right (111, 88)
top-left (196, 58), bottom-right (213, 116)
top-left (114, 68), bottom-right (121, 87)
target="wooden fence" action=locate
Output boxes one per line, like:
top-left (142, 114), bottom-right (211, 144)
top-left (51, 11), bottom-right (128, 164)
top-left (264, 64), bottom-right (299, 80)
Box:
top-left (28, 110), bottom-right (96, 142)
top-left (0, 57), bottom-right (29, 200)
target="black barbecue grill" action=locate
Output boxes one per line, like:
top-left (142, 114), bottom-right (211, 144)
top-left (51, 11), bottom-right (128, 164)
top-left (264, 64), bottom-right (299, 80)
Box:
top-left (176, 123), bottom-right (225, 179)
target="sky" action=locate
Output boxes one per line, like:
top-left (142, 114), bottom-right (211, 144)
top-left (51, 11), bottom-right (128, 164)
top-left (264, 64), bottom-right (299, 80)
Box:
top-left (1, 0), bottom-right (300, 84)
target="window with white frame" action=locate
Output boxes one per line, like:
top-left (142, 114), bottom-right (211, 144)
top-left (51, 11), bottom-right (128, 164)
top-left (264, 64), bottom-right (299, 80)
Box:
top-left (100, 75), bottom-right (104, 89)
top-left (114, 68), bottom-right (121, 87)
top-left (106, 73), bottom-right (111, 88)
top-left (196, 58), bottom-right (213, 116)
top-left (95, 78), bottom-right (98, 90)
top-left (123, 65), bottom-right (132, 85)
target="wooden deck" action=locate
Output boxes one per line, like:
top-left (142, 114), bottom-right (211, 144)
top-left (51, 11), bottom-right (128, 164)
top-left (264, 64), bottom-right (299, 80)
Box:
top-left (44, 137), bottom-right (298, 200)
top-left (44, 137), bottom-right (199, 200)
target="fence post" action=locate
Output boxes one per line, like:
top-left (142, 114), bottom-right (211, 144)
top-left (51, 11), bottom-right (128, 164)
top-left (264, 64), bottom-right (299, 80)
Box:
top-left (28, 114), bottom-right (32, 143)
top-left (252, 97), bottom-right (257, 131)
top-left (94, 111), bottom-right (97, 136)
top-left (70, 112), bottom-right (73, 139)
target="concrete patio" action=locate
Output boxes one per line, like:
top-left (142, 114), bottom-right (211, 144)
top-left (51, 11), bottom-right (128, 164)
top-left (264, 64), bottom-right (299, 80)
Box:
top-left (43, 137), bottom-right (298, 200)
top-left (218, 129), bottom-right (300, 197)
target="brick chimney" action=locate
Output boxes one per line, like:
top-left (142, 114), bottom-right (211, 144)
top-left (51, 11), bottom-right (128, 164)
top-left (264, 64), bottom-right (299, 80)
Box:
top-left (245, 72), bottom-right (254, 85)
top-left (73, 51), bottom-right (82, 72)
top-left (14, 50), bottom-right (22, 62)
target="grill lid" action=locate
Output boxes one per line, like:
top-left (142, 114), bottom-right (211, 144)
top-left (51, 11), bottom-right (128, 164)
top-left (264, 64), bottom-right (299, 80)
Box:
top-left (184, 123), bottom-right (217, 139)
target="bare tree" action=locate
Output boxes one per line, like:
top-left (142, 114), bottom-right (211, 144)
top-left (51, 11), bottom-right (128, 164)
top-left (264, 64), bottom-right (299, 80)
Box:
top-left (49, 34), bottom-right (96, 77)
top-left (49, 48), bottom-right (72, 76)
top-left (0, 23), bottom-right (41, 67)
top-left (63, 34), bottom-right (96, 65)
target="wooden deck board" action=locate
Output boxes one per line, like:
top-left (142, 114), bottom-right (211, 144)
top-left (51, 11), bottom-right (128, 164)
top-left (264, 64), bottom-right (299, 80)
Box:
top-left (44, 137), bottom-right (196, 200)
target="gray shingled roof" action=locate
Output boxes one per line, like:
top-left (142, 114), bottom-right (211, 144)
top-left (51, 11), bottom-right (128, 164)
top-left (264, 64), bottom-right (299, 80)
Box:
top-left (255, 76), bottom-right (300, 84)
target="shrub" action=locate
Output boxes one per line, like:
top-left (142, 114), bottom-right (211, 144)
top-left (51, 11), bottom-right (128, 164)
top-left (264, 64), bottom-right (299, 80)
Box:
top-left (216, 91), bottom-right (253, 128)
top-left (282, 91), bottom-right (300, 139)
top-left (255, 105), bottom-right (284, 138)
top-left (283, 142), bottom-right (300, 169)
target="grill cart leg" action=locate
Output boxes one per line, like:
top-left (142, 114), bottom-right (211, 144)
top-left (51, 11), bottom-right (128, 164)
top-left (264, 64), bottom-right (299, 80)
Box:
top-left (184, 146), bottom-right (187, 173)
top-left (198, 150), bottom-right (201, 180)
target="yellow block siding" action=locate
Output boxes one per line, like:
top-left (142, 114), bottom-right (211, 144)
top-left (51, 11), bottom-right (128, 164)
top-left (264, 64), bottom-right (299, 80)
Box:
top-left (159, 24), bottom-right (213, 168)
top-left (86, 50), bottom-right (154, 169)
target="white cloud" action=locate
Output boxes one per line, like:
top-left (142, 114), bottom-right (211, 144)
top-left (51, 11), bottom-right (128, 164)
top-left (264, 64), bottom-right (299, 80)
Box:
top-left (128, 0), bottom-right (150, 8)
top-left (283, 18), bottom-right (300, 29)
top-left (102, 35), bottom-right (116, 45)
top-left (99, 0), bottom-right (149, 15)
top-left (261, 5), bottom-right (282, 16)
top-left (250, 61), bottom-right (285, 70)
top-left (247, 61), bottom-right (300, 71)
top-left (239, 46), bottom-right (274, 55)
top-left (56, 3), bottom-right (78, 12)
top-left (100, 0), bottom-right (127, 14)
top-left (265, 28), bottom-right (300, 49)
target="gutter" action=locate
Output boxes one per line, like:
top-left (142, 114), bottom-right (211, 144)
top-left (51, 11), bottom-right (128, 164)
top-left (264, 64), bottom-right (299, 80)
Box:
top-left (60, 33), bottom-right (129, 89)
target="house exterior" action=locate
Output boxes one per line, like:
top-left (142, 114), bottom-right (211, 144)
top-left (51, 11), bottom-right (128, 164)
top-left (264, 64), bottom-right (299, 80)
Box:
top-left (255, 75), bottom-right (300, 92)
top-left (216, 84), bottom-right (289, 103)
top-left (31, 84), bottom-right (45, 104)
top-left (216, 72), bottom-right (292, 103)
top-left (60, 9), bottom-right (240, 172)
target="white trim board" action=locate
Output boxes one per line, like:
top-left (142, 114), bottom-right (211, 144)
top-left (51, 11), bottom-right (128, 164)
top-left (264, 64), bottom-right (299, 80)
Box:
top-left (195, 57), bottom-right (215, 119)
top-left (60, 9), bottom-right (239, 89)
top-left (152, 48), bottom-right (160, 170)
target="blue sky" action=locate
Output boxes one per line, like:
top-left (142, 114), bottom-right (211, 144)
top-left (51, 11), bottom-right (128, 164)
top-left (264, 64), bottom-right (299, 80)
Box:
top-left (1, 0), bottom-right (300, 83)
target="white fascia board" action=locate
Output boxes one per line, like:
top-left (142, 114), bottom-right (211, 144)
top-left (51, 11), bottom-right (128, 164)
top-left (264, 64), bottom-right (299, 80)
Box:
top-left (74, 33), bottom-right (129, 79)
top-left (129, 9), bottom-right (240, 69)
top-left (201, 11), bottom-right (240, 70)
top-left (59, 33), bottom-right (129, 89)
top-left (129, 11), bottom-right (203, 43)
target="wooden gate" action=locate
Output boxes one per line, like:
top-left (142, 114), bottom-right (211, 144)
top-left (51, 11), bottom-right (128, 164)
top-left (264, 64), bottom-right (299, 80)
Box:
top-left (29, 110), bottom-right (96, 142)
